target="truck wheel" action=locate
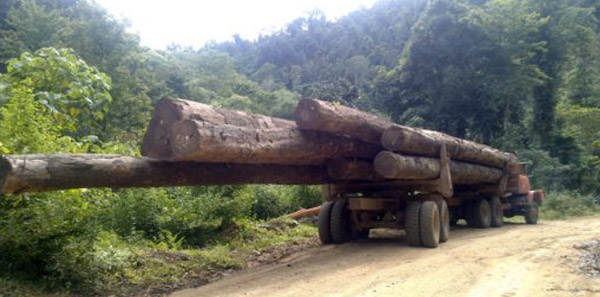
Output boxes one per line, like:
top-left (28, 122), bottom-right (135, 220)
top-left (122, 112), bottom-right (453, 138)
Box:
top-left (524, 203), bottom-right (539, 225)
top-left (330, 201), bottom-right (351, 244)
top-left (318, 201), bottom-right (335, 244)
top-left (405, 202), bottom-right (422, 247)
top-left (473, 199), bottom-right (492, 228)
top-left (489, 197), bottom-right (503, 227)
top-left (420, 201), bottom-right (440, 248)
top-left (437, 199), bottom-right (450, 243)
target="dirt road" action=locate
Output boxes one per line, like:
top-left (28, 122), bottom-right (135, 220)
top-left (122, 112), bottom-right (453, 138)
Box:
top-left (170, 217), bottom-right (600, 297)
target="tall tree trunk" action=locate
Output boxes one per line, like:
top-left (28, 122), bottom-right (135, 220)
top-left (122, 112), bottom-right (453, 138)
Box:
top-left (167, 120), bottom-right (380, 165)
top-left (0, 154), bottom-right (333, 194)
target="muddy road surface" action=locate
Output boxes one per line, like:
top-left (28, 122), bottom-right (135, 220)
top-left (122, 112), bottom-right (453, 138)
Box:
top-left (170, 217), bottom-right (600, 297)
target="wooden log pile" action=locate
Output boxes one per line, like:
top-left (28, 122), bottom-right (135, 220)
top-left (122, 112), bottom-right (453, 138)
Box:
top-left (0, 97), bottom-right (519, 194)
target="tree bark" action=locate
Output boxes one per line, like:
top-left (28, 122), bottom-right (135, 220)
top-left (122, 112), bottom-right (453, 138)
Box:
top-left (0, 154), bottom-right (334, 194)
top-left (295, 98), bottom-right (390, 145)
top-left (326, 158), bottom-right (384, 181)
top-left (373, 151), bottom-right (503, 185)
top-left (167, 120), bottom-right (380, 165)
top-left (294, 99), bottom-right (518, 169)
top-left (381, 126), bottom-right (518, 169)
top-left (142, 97), bottom-right (295, 158)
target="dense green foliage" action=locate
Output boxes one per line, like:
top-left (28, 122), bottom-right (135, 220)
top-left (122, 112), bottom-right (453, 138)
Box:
top-left (0, 0), bottom-right (599, 295)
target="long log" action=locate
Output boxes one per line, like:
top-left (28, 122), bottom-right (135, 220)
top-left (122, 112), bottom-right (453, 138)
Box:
top-left (295, 98), bottom-right (389, 145)
top-left (0, 154), bottom-right (335, 194)
top-left (142, 97), bottom-right (295, 159)
top-left (373, 151), bottom-right (503, 185)
top-left (295, 98), bottom-right (518, 169)
top-left (167, 120), bottom-right (380, 165)
top-left (380, 127), bottom-right (518, 169)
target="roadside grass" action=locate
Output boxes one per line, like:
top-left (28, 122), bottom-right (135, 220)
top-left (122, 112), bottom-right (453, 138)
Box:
top-left (110, 220), bottom-right (317, 296)
top-left (0, 219), bottom-right (317, 297)
top-left (540, 191), bottom-right (600, 220)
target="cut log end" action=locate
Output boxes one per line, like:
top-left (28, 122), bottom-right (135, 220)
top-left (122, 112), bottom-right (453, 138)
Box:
top-left (294, 99), bottom-right (321, 130)
top-left (373, 151), bottom-right (401, 179)
top-left (141, 117), bottom-right (172, 158)
top-left (154, 97), bottom-right (184, 123)
top-left (170, 120), bottom-right (202, 158)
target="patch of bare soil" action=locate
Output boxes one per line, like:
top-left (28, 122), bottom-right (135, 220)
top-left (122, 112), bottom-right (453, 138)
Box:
top-left (170, 217), bottom-right (600, 297)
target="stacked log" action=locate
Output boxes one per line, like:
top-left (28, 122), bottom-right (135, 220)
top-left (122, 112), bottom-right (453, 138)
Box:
top-left (166, 120), bottom-right (379, 165)
top-left (373, 151), bottom-right (503, 185)
top-left (141, 97), bottom-right (295, 159)
top-left (295, 98), bottom-right (518, 170)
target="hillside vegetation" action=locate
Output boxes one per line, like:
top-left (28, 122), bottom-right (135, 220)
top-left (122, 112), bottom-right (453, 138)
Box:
top-left (0, 0), bottom-right (599, 295)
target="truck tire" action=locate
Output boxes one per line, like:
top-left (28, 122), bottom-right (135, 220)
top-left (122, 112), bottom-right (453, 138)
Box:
top-left (420, 201), bottom-right (440, 248)
top-left (525, 203), bottom-right (539, 225)
top-left (437, 199), bottom-right (450, 243)
top-left (489, 197), bottom-right (503, 227)
top-left (318, 201), bottom-right (335, 244)
top-left (473, 199), bottom-right (492, 228)
top-left (330, 201), bottom-right (351, 244)
top-left (405, 202), bottom-right (422, 247)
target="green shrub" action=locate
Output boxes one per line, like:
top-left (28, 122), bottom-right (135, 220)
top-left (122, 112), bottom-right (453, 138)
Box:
top-left (250, 185), bottom-right (323, 220)
top-left (251, 185), bottom-right (294, 220)
top-left (290, 186), bottom-right (323, 209)
top-left (541, 191), bottom-right (599, 219)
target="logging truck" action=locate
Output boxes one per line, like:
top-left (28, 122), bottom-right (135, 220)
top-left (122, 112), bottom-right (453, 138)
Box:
top-left (292, 99), bottom-right (546, 248)
top-left (0, 98), bottom-right (545, 250)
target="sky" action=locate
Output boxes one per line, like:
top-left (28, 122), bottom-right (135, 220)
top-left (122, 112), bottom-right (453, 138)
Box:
top-left (96, 0), bottom-right (378, 50)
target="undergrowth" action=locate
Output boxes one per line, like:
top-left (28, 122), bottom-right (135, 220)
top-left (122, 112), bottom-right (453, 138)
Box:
top-left (540, 191), bottom-right (600, 220)
top-left (0, 216), bottom-right (317, 297)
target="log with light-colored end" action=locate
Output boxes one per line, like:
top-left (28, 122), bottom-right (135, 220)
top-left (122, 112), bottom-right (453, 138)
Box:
top-left (142, 97), bottom-right (295, 159)
top-left (0, 154), bottom-right (335, 194)
top-left (373, 151), bottom-right (503, 185)
top-left (295, 98), bottom-right (390, 145)
top-left (168, 120), bottom-right (380, 165)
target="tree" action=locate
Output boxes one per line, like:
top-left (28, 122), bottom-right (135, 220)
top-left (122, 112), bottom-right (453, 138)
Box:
top-left (378, 0), bottom-right (512, 143)
top-left (0, 47), bottom-right (112, 138)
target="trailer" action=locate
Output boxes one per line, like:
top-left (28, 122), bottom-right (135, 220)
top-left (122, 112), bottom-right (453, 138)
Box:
top-left (318, 155), bottom-right (544, 248)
